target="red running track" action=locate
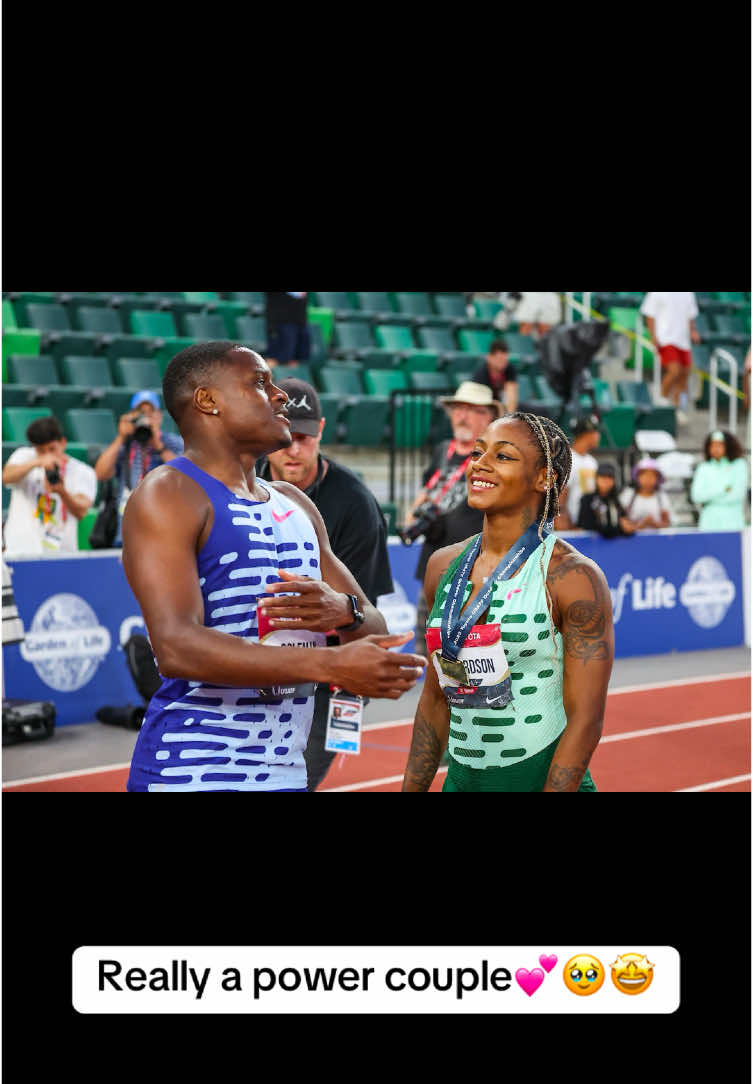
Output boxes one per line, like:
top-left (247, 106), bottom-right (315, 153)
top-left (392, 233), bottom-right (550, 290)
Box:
top-left (3, 674), bottom-right (750, 794)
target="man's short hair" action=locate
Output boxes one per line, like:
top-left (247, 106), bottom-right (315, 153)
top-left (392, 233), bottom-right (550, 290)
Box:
top-left (162, 341), bottom-right (246, 423)
top-left (488, 339), bottom-right (509, 354)
top-left (26, 416), bottom-right (64, 446)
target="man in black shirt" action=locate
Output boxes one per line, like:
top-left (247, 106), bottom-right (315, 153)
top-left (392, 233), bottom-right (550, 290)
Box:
top-left (256, 378), bottom-right (394, 790)
top-left (471, 338), bottom-right (518, 412)
top-left (404, 381), bottom-right (501, 656)
top-left (265, 292), bottom-right (311, 366)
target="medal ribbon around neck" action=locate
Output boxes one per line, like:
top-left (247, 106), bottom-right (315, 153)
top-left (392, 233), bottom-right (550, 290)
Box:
top-left (440, 521), bottom-right (551, 664)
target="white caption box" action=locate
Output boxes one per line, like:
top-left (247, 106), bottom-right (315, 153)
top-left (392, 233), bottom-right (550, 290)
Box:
top-left (72, 945), bottom-right (680, 1014)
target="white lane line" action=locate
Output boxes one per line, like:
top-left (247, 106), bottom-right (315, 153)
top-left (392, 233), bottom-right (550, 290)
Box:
top-left (675, 774), bottom-right (752, 792)
top-left (606, 671), bottom-right (750, 696)
top-left (322, 767), bottom-right (449, 793)
top-left (3, 761), bottom-right (131, 788)
top-left (599, 712), bottom-right (749, 743)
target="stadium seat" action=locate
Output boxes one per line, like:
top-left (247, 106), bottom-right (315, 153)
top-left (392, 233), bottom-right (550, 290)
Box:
top-left (63, 409), bottom-right (117, 445)
top-left (400, 352), bottom-right (440, 374)
top-left (48, 388), bottom-right (103, 416)
top-left (318, 366), bottom-right (364, 396)
top-left (130, 310), bottom-right (179, 338)
top-left (275, 362), bottom-right (314, 387)
top-left (6, 354), bottom-right (59, 385)
top-left (23, 303), bottom-right (99, 359)
top-left (76, 305), bottom-right (126, 335)
top-left (59, 356), bottom-right (114, 387)
top-left (374, 325), bottom-right (416, 353)
top-left (363, 369), bottom-right (408, 396)
top-left (77, 507), bottom-right (99, 550)
top-left (317, 394), bottom-right (341, 444)
top-left (353, 292), bottom-right (399, 321)
top-left (6, 293), bottom-right (57, 326)
top-left (407, 371), bottom-right (451, 392)
top-left (183, 292), bottom-right (220, 304)
top-left (340, 398), bottom-right (390, 446)
top-left (235, 316), bottom-right (267, 350)
top-left (311, 292), bottom-right (359, 320)
top-left (333, 320), bottom-right (376, 359)
top-left (474, 299), bottom-right (504, 322)
top-left (434, 294), bottom-right (467, 320)
top-left (394, 293), bottom-right (434, 323)
top-left (228, 292), bottom-right (265, 312)
top-left (3, 385), bottom-right (51, 408)
top-left (101, 336), bottom-right (156, 361)
top-left (112, 357), bottom-right (162, 388)
top-left (184, 314), bottom-right (228, 340)
top-left (2, 407), bottom-right (53, 442)
top-left (503, 332), bottom-right (538, 360)
top-left (3, 299), bottom-right (17, 329)
top-left (709, 313), bottom-right (748, 344)
top-left (25, 302), bottom-right (71, 332)
top-left (458, 329), bottom-right (495, 355)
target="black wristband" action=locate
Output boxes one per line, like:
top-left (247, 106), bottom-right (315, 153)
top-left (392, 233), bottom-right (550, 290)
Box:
top-left (335, 593), bottom-right (365, 631)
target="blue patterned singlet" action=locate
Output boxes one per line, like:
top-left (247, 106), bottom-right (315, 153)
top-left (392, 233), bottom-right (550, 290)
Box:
top-left (126, 457), bottom-right (326, 792)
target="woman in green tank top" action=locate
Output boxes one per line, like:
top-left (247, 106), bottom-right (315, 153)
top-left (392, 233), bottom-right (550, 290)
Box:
top-left (402, 412), bottom-right (614, 793)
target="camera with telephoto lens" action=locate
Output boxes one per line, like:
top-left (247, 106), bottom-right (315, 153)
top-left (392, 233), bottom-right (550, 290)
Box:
top-left (45, 465), bottom-right (61, 485)
top-left (130, 412), bottom-right (153, 445)
top-left (397, 501), bottom-right (440, 546)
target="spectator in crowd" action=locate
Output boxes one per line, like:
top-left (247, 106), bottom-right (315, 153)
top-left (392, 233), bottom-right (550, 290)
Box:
top-left (94, 391), bottom-right (183, 547)
top-left (578, 463), bottom-right (637, 538)
top-left (513, 292), bottom-right (562, 336)
top-left (255, 378), bottom-right (394, 791)
top-left (640, 292), bottom-right (700, 425)
top-left (2, 415), bottom-right (98, 555)
top-left (619, 458), bottom-right (671, 530)
top-left (265, 292), bottom-right (311, 367)
top-left (471, 339), bottom-right (519, 413)
top-left (405, 382), bottom-right (501, 657)
top-left (690, 429), bottom-right (748, 529)
top-left (564, 416), bottom-right (600, 523)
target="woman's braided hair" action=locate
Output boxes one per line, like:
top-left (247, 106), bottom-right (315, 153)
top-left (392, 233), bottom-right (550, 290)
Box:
top-left (508, 411), bottom-right (573, 537)
top-left (507, 412), bottom-right (573, 665)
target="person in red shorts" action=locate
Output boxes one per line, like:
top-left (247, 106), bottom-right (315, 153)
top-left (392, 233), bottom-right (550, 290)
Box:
top-left (640, 292), bottom-right (701, 426)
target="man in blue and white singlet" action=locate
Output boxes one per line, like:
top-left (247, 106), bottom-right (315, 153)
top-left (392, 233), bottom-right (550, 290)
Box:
top-left (122, 341), bottom-right (425, 792)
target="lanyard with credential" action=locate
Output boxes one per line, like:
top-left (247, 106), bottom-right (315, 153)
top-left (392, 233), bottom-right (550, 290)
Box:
top-left (440, 522), bottom-right (550, 672)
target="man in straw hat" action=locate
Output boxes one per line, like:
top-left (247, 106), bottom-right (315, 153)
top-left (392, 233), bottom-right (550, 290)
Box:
top-left (403, 382), bottom-right (503, 656)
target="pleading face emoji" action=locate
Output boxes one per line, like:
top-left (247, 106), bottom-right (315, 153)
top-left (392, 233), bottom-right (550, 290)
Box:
top-left (610, 953), bottom-right (654, 995)
top-left (562, 954), bottom-right (605, 996)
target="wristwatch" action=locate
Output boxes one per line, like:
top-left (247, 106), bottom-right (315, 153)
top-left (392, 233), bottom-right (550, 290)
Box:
top-left (335, 593), bottom-right (365, 631)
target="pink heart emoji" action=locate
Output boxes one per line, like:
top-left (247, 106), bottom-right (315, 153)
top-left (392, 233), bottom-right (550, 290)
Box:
top-left (515, 968), bottom-right (545, 997)
top-left (539, 954), bottom-right (558, 973)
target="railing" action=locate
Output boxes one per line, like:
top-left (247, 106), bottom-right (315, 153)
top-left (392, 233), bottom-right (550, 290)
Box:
top-left (709, 348), bottom-right (739, 433)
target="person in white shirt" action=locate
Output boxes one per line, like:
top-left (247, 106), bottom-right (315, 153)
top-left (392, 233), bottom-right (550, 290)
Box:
top-left (513, 292), bottom-right (563, 336)
top-left (639, 292), bottom-right (701, 424)
top-left (619, 458), bottom-right (671, 530)
top-left (2, 415), bottom-right (98, 556)
top-left (563, 416), bottom-right (600, 524)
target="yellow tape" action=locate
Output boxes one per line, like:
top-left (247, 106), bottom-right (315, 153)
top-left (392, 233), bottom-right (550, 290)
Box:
top-left (561, 295), bottom-right (745, 401)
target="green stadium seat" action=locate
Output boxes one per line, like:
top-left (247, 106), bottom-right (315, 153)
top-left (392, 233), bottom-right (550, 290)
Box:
top-left (319, 366), bottom-right (364, 396)
top-left (25, 302), bottom-right (71, 332)
top-left (340, 398), bottom-right (390, 446)
top-left (311, 292), bottom-right (359, 320)
top-left (616, 380), bottom-right (652, 408)
top-left (407, 371), bottom-right (451, 392)
top-left (6, 354), bottom-right (59, 385)
top-left (709, 313), bottom-right (748, 343)
top-left (503, 332), bottom-right (538, 360)
top-left (113, 357), bottom-right (162, 388)
top-left (274, 362), bottom-right (314, 387)
top-left (400, 352), bottom-right (440, 374)
top-left (235, 316), bottom-right (267, 350)
top-left (474, 299), bottom-right (504, 322)
top-left (531, 374), bottom-right (563, 407)
top-left (152, 338), bottom-right (199, 368)
top-left (23, 303), bottom-right (99, 359)
top-left (394, 293), bottom-right (434, 323)
top-left (3, 385), bottom-right (51, 408)
top-left (184, 313), bottom-right (228, 339)
top-left (3, 299), bottom-right (17, 329)
top-left (77, 507), bottom-right (99, 550)
top-left (3, 330), bottom-right (43, 370)
top-left (64, 442), bottom-right (93, 465)
top-left (5, 293), bottom-right (57, 326)
top-left (228, 292), bottom-right (265, 312)
top-left (59, 356), bottom-right (114, 387)
top-left (458, 329), bottom-right (495, 355)
top-left (434, 294), bottom-right (467, 319)
top-left (183, 292), bottom-right (220, 304)
top-left (76, 305), bottom-right (126, 335)
top-left (2, 407), bottom-right (53, 442)
top-left (130, 310), bottom-right (179, 337)
top-left (317, 394), bottom-right (341, 444)
top-left (374, 325), bottom-right (416, 352)
top-left (63, 409), bottom-right (117, 445)
top-left (363, 369), bottom-right (408, 395)
top-left (48, 388), bottom-right (102, 417)
top-left (353, 292), bottom-right (398, 320)
top-left (600, 408), bottom-right (636, 449)
top-left (101, 336), bottom-right (156, 361)
top-left (333, 320), bottom-right (375, 359)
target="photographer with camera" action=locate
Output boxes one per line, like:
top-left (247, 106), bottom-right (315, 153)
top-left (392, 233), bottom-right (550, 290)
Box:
top-left (403, 383), bottom-right (501, 657)
top-left (94, 390), bottom-right (183, 547)
top-left (2, 416), bottom-right (98, 555)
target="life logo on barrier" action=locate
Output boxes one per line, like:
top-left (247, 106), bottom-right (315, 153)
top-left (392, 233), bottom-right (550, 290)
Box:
top-left (610, 555), bottom-right (736, 630)
top-left (19, 593), bottom-right (111, 692)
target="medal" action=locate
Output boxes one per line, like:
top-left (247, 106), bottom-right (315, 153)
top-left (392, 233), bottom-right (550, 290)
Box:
top-left (438, 655), bottom-right (472, 684)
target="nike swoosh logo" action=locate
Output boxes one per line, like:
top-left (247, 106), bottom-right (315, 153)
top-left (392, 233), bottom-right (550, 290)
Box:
top-left (486, 694), bottom-right (506, 705)
top-left (272, 509), bottom-right (295, 523)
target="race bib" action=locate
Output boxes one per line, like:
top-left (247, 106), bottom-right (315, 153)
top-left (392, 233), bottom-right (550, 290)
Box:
top-left (324, 691), bottom-right (363, 755)
top-left (254, 604), bottom-right (327, 699)
top-left (425, 623), bottom-right (513, 709)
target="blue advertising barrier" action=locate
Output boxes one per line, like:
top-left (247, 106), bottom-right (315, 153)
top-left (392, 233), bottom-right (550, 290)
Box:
top-left (2, 530), bottom-right (746, 726)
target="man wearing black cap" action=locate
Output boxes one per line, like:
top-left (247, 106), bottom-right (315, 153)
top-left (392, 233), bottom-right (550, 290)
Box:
top-left (255, 378), bottom-right (394, 791)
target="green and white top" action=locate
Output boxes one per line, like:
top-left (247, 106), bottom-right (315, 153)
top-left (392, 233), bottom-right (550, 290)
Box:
top-left (427, 532), bottom-right (567, 768)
